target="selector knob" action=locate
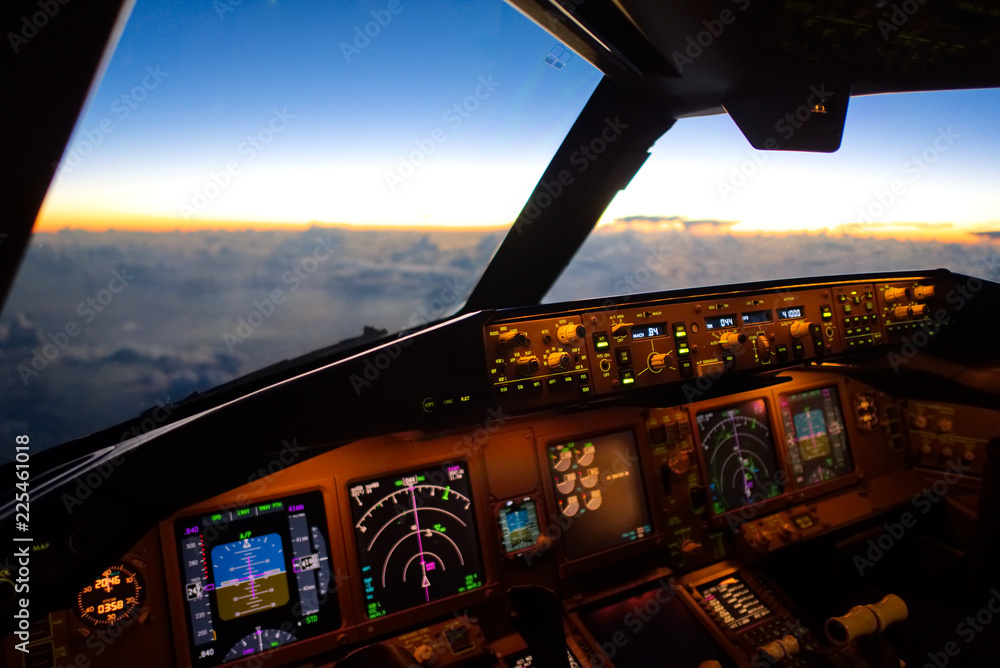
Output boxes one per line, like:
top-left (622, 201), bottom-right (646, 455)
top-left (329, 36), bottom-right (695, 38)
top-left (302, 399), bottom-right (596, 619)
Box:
top-left (546, 352), bottom-right (572, 370)
top-left (894, 306), bottom-right (914, 319)
top-left (611, 323), bottom-right (631, 338)
top-left (756, 335), bottom-right (771, 361)
top-left (648, 353), bottom-right (671, 371)
top-left (557, 323), bottom-right (587, 344)
top-left (789, 320), bottom-right (813, 339)
top-left (914, 284), bottom-right (936, 300)
top-left (910, 304), bottom-right (928, 317)
top-left (884, 287), bottom-right (911, 303)
top-left (499, 329), bottom-right (530, 347)
top-left (516, 356), bottom-right (540, 374)
top-left (720, 332), bottom-right (747, 350)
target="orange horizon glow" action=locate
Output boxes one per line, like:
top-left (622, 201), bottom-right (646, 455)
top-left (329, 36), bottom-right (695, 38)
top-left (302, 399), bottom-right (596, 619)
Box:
top-left (32, 206), bottom-right (999, 245)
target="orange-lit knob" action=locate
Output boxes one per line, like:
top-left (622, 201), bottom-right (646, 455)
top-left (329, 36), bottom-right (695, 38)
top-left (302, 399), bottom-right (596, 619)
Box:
top-left (894, 306), bottom-right (914, 319)
top-left (648, 353), bottom-right (671, 371)
top-left (499, 329), bottom-right (530, 347)
top-left (913, 285), bottom-right (936, 300)
top-left (756, 335), bottom-right (771, 361)
top-left (557, 323), bottom-right (586, 344)
top-left (720, 332), bottom-right (747, 350)
top-left (611, 323), bottom-right (630, 338)
top-left (884, 287), bottom-right (910, 302)
top-left (546, 352), bottom-right (572, 370)
top-left (516, 356), bottom-right (540, 374)
top-left (789, 321), bottom-right (813, 339)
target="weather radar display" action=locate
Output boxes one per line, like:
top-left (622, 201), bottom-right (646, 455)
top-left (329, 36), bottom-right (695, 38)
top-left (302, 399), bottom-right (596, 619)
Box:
top-left (349, 462), bottom-right (484, 619)
top-left (779, 386), bottom-right (853, 487)
top-left (696, 399), bottom-right (783, 515)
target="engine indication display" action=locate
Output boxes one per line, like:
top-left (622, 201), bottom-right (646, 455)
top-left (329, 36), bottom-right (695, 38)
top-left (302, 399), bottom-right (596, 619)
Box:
top-left (175, 491), bottom-right (338, 667)
top-left (779, 386), bottom-right (853, 487)
top-left (546, 431), bottom-right (652, 560)
top-left (696, 399), bottom-right (783, 515)
top-left (349, 462), bottom-right (485, 620)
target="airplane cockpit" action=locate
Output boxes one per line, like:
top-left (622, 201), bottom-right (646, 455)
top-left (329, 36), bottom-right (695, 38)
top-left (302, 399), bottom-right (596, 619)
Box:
top-left (3, 1), bottom-right (1000, 667)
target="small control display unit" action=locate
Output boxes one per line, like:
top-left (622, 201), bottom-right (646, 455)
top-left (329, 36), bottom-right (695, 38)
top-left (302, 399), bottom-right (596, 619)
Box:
top-left (497, 497), bottom-right (542, 555)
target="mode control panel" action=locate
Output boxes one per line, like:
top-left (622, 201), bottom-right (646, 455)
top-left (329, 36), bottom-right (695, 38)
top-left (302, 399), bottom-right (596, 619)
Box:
top-left (486, 315), bottom-right (592, 411)
top-left (483, 275), bottom-right (948, 413)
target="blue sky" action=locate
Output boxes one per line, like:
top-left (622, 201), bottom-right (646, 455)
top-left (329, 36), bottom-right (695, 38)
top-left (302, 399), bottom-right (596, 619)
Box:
top-left (38, 0), bottom-right (1000, 235)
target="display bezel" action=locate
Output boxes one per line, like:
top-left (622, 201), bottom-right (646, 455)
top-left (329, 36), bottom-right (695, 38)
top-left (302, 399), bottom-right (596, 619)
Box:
top-left (540, 428), bottom-right (655, 567)
top-left (775, 382), bottom-right (862, 496)
top-left (170, 489), bottom-right (341, 668)
top-left (495, 496), bottom-right (544, 557)
top-left (691, 395), bottom-right (790, 523)
top-left (342, 458), bottom-right (488, 624)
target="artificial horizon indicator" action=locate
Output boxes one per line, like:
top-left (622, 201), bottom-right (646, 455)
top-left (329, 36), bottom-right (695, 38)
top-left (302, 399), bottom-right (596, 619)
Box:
top-left (779, 386), bottom-right (853, 487)
top-left (175, 491), bottom-right (338, 668)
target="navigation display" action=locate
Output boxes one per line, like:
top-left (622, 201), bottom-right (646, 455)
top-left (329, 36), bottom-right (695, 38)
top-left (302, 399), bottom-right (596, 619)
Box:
top-left (779, 386), bottom-right (853, 487)
top-left (348, 462), bottom-right (484, 620)
top-left (696, 399), bottom-right (783, 515)
top-left (546, 431), bottom-right (652, 560)
top-left (175, 491), bottom-right (338, 667)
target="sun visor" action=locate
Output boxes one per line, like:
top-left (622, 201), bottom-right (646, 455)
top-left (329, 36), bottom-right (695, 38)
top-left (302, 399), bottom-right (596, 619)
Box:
top-left (724, 82), bottom-right (850, 153)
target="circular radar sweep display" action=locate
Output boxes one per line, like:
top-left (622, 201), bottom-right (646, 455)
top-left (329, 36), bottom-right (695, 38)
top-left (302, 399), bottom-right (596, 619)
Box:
top-left (696, 398), bottom-right (783, 514)
top-left (225, 627), bottom-right (297, 661)
top-left (76, 562), bottom-right (145, 627)
top-left (349, 462), bottom-right (485, 620)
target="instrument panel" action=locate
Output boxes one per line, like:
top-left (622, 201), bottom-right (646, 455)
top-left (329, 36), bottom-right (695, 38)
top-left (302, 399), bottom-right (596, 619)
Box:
top-left (6, 271), bottom-right (996, 668)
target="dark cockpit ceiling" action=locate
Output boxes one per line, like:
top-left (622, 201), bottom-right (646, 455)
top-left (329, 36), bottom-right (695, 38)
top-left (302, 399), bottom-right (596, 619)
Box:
top-left (3, 1), bottom-right (1000, 668)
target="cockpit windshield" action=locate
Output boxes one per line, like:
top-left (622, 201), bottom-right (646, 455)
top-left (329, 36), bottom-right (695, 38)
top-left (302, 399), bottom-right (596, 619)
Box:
top-left (547, 88), bottom-right (1000, 302)
top-left (0, 1), bottom-right (601, 454)
top-left (1, 1), bottom-right (998, 459)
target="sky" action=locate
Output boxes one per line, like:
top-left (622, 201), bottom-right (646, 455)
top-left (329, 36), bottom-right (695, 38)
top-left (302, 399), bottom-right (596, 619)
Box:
top-left (5, 0), bottom-right (1000, 453)
top-left (35, 0), bottom-right (1000, 238)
